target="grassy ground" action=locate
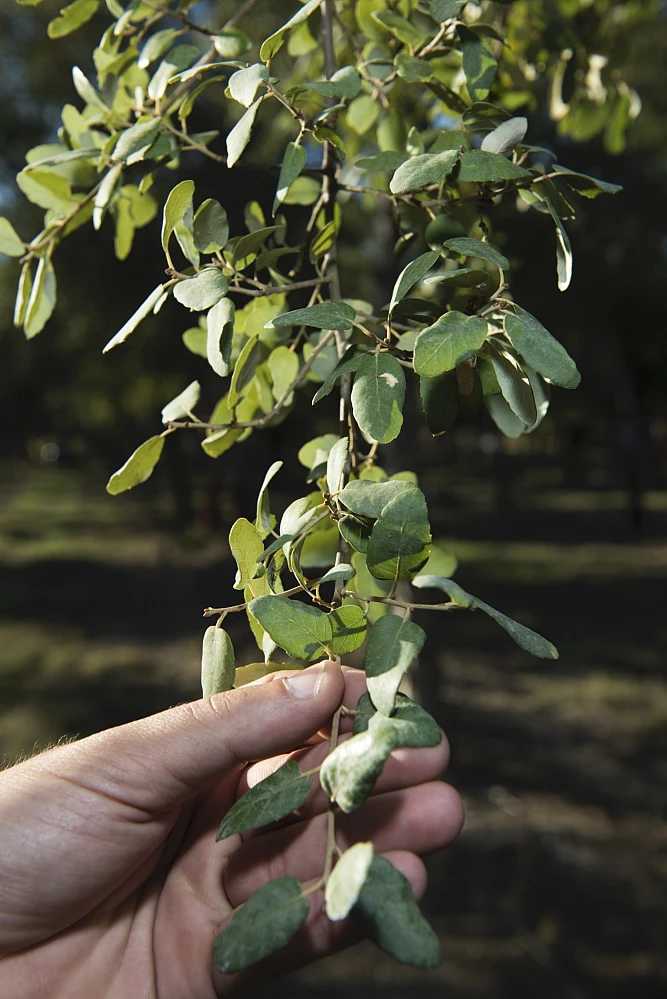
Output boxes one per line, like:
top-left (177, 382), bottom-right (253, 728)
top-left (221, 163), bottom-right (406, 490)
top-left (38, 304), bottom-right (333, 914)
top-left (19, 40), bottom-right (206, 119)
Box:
top-left (1, 459), bottom-right (666, 998)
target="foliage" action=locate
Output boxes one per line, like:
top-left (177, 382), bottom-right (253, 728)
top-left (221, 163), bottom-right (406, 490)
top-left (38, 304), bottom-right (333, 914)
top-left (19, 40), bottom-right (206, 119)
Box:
top-left (1, 0), bottom-right (634, 976)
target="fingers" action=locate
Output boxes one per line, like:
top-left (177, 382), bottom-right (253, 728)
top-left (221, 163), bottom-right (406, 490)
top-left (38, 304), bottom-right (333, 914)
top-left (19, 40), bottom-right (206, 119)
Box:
top-left (223, 780), bottom-right (463, 908)
top-left (28, 661), bottom-right (345, 814)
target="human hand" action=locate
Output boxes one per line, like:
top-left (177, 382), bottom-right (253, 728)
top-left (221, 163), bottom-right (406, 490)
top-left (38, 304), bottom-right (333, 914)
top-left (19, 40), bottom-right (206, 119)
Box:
top-left (0, 661), bottom-right (463, 998)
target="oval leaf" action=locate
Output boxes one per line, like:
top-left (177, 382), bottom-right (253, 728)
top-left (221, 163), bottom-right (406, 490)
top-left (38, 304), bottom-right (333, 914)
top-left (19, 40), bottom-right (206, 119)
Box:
top-left (106, 435), bottom-right (164, 495)
top-left (414, 311), bottom-right (488, 377)
top-left (201, 625), bottom-right (235, 697)
top-left (325, 842), bottom-right (374, 921)
top-left (351, 353), bottom-right (406, 444)
top-left (365, 615), bottom-right (426, 716)
top-left (213, 878), bottom-right (309, 973)
top-left (216, 760), bottom-right (311, 840)
top-left (249, 595), bottom-right (332, 660)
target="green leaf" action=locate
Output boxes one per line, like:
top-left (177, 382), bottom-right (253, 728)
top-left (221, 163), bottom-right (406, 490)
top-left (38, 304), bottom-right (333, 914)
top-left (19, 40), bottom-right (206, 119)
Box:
top-left (389, 150), bottom-right (458, 195)
top-left (213, 877), bottom-right (309, 973)
top-left (260, 0), bottom-right (321, 62)
top-left (173, 269), bottom-right (228, 312)
top-left (457, 149), bottom-right (531, 183)
top-left (249, 595), bottom-right (332, 660)
top-left (161, 179), bottom-right (194, 257)
top-left (256, 460), bottom-right (283, 538)
top-left (193, 199), bottom-right (229, 253)
top-left (229, 63), bottom-right (269, 108)
top-left (371, 10), bottom-right (421, 47)
top-left (147, 44), bottom-right (199, 102)
top-left (414, 311), bottom-right (488, 377)
top-left (347, 94), bottom-right (381, 135)
top-left (227, 98), bottom-right (263, 168)
top-left (72, 65), bottom-right (108, 111)
top-left (329, 605), bottom-right (367, 655)
top-left (201, 426), bottom-right (245, 458)
top-left (228, 334), bottom-right (262, 407)
top-left (367, 488), bottom-right (431, 582)
top-left (429, 0), bottom-right (464, 22)
top-left (207, 297), bottom-right (235, 378)
top-left (312, 346), bottom-right (369, 405)
top-left (365, 615), bottom-right (426, 715)
top-left (268, 345), bottom-right (299, 403)
top-left (351, 353), bottom-right (405, 445)
top-left (268, 302), bottom-right (356, 331)
top-left (551, 164), bottom-right (622, 199)
top-left (541, 195), bottom-right (573, 291)
top-left (339, 479), bottom-right (415, 519)
top-left (338, 515), bottom-right (372, 554)
top-left (412, 576), bottom-right (558, 659)
top-left (106, 435), bottom-right (164, 495)
top-left (0, 218), bottom-right (26, 257)
top-left (325, 842), bottom-right (374, 921)
top-left (459, 25), bottom-right (497, 102)
top-left (389, 251), bottom-right (439, 317)
top-left (353, 692), bottom-right (442, 748)
top-left (232, 225), bottom-right (282, 268)
top-left (217, 760), bottom-right (310, 840)
top-left (420, 370), bottom-right (458, 436)
top-left (356, 856), bottom-right (441, 968)
top-left (444, 237), bottom-right (509, 271)
top-left (422, 268), bottom-right (487, 288)
top-left (480, 116), bottom-right (527, 155)
top-left (113, 118), bottom-right (161, 163)
top-left (504, 307), bottom-right (580, 390)
top-left (326, 438), bottom-right (348, 495)
top-left (273, 142), bottom-right (307, 216)
top-left (23, 257), bottom-right (57, 339)
top-left (395, 54), bottom-right (433, 83)
top-left (161, 380), bottom-right (200, 423)
top-left (182, 326), bottom-right (207, 357)
top-left (320, 721), bottom-right (395, 813)
top-left (201, 625), bottom-right (235, 697)
top-left (489, 345), bottom-right (537, 426)
top-left (229, 518), bottom-right (264, 591)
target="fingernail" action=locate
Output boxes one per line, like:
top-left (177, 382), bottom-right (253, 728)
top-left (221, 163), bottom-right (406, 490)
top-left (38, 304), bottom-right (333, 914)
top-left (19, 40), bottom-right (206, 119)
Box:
top-left (283, 664), bottom-right (325, 699)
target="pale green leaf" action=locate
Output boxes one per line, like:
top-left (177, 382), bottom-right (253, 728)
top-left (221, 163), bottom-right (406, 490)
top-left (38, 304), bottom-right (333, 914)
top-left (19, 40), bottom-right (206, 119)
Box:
top-left (232, 225), bottom-right (282, 268)
top-left (317, 563), bottom-right (355, 585)
top-left (106, 435), bottom-right (164, 494)
top-left (260, 0), bottom-right (321, 62)
top-left (173, 269), bottom-right (228, 312)
top-left (24, 257), bottom-right (57, 339)
top-left (320, 721), bottom-right (395, 812)
top-left (16, 169), bottom-right (74, 214)
top-left (161, 380), bottom-right (200, 423)
top-left (312, 346), bottom-right (369, 405)
top-left (326, 438), bottom-right (348, 495)
top-left (551, 164), bottom-right (622, 198)
top-left (229, 63), bottom-right (269, 108)
top-left (103, 284), bottom-right (165, 353)
top-left (0, 218), bottom-right (26, 258)
top-left (138, 28), bottom-right (181, 69)
top-left (356, 856), bottom-right (441, 968)
top-left (213, 878), bottom-right (308, 973)
top-left (93, 163), bottom-right (122, 230)
top-left (72, 66), bottom-right (109, 110)
top-left (371, 10), bottom-right (421, 47)
top-left (230, 517), bottom-right (264, 591)
top-left (147, 44), bottom-right (199, 102)
top-left (489, 345), bottom-right (537, 426)
top-left (268, 344), bottom-right (300, 402)
top-left (217, 760), bottom-right (311, 840)
top-left (412, 575), bottom-right (558, 658)
top-left (347, 94), bottom-right (381, 135)
top-left (256, 460), bottom-right (283, 538)
top-left (353, 692), bottom-right (442, 748)
top-left (249, 595), bottom-right (332, 660)
top-left (351, 353), bottom-right (405, 444)
top-left (268, 302), bottom-right (356, 331)
top-left (228, 334), bottom-right (262, 407)
top-left (161, 179), bottom-right (194, 256)
top-left (366, 488), bottom-right (431, 582)
top-left (480, 116), bottom-right (528, 155)
top-left (13, 264), bottom-right (33, 328)
top-left (201, 625), bottom-right (235, 697)
top-left (227, 98), bottom-right (263, 167)
top-left (212, 28), bottom-right (252, 58)
top-left (365, 615), bottom-right (426, 715)
top-left (414, 311), bottom-right (488, 377)
top-left (113, 118), bottom-right (161, 162)
top-left (395, 54), bottom-right (433, 83)
top-left (485, 393), bottom-right (528, 437)
top-left (325, 842), bottom-right (374, 921)
top-left (390, 149), bottom-right (458, 195)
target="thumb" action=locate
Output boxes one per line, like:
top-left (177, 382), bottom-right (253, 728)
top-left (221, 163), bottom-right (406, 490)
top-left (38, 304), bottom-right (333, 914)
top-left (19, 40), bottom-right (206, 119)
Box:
top-left (48, 662), bottom-right (345, 813)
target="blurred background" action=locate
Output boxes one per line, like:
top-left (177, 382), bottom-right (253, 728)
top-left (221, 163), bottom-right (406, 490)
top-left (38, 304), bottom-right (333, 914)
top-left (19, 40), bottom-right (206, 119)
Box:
top-left (1, 0), bottom-right (667, 996)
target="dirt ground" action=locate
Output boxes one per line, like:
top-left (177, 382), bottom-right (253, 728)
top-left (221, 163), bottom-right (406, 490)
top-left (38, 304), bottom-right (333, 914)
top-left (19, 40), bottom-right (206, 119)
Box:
top-left (1, 458), bottom-right (665, 998)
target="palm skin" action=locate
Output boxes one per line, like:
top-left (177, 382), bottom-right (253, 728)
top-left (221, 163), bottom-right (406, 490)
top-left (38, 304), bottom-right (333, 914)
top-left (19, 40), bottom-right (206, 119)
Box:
top-left (0, 662), bottom-right (463, 999)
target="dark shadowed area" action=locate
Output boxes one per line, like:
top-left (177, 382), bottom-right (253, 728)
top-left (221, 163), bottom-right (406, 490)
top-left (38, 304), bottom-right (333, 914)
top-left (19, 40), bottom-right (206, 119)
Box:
top-left (1, 1), bottom-right (666, 997)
